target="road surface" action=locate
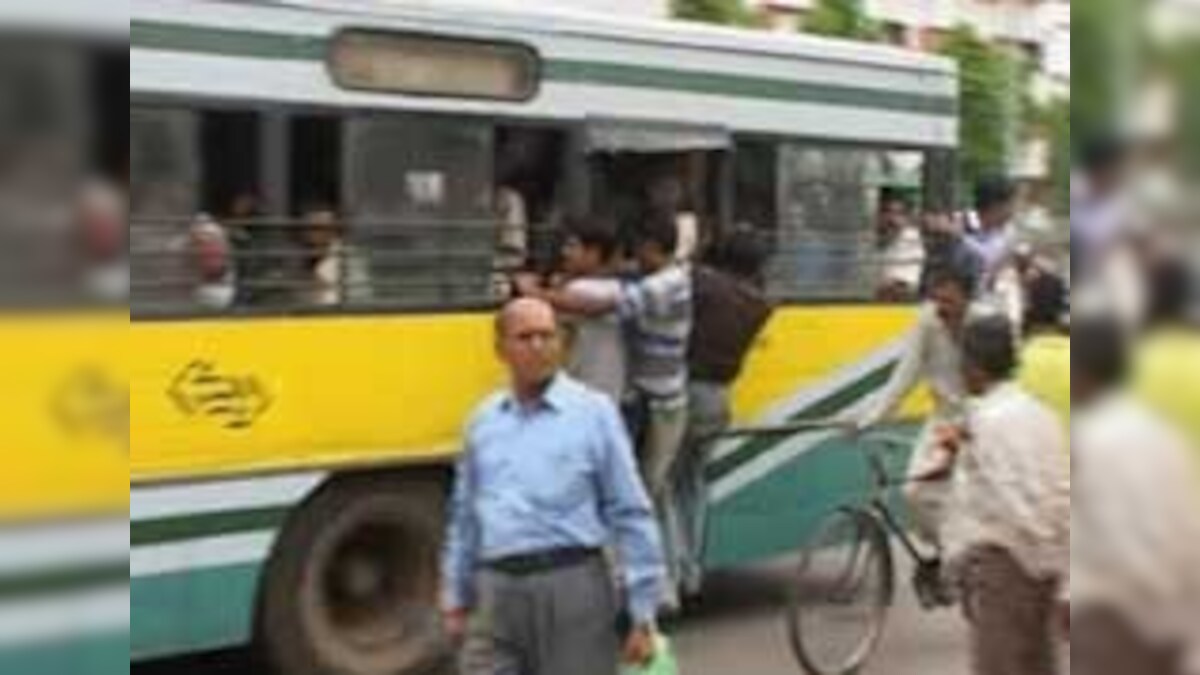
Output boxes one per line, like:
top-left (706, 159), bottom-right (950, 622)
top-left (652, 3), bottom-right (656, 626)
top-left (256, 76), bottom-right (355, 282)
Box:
top-left (136, 555), bottom-right (970, 675)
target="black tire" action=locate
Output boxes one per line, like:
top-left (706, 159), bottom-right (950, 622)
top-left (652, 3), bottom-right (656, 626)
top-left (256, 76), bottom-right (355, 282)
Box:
top-left (257, 472), bottom-right (451, 675)
top-left (786, 508), bottom-right (895, 675)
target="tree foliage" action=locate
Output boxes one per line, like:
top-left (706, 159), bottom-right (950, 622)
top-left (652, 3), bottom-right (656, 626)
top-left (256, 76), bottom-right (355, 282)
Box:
top-left (804, 0), bottom-right (879, 41)
top-left (1046, 101), bottom-right (1071, 215)
top-left (671, 0), bottom-right (756, 27)
top-left (937, 25), bottom-right (1023, 196)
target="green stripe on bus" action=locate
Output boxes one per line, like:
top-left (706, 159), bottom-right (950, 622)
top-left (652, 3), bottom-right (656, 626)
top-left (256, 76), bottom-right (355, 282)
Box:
top-left (0, 562), bottom-right (129, 601)
top-left (131, 21), bottom-right (326, 61)
top-left (706, 361), bottom-right (897, 483)
top-left (130, 20), bottom-right (957, 117)
top-left (544, 60), bottom-right (957, 116)
top-left (131, 505), bottom-right (289, 547)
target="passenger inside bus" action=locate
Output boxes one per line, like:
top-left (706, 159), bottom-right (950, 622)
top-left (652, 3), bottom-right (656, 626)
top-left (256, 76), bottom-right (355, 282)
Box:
top-left (297, 203), bottom-right (372, 308)
top-left (874, 189), bottom-right (925, 302)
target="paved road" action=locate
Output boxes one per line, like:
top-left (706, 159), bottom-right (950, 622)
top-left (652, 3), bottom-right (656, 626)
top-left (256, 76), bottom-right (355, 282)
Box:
top-left (674, 558), bottom-right (968, 675)
top-left (136, 555), bottom-right (970, 675)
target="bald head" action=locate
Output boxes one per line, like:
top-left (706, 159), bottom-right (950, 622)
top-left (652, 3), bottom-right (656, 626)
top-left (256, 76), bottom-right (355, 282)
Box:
top-left (495, 297), bottom-right (557, 341)
top-left (495, 298), bottom-right (562, 394)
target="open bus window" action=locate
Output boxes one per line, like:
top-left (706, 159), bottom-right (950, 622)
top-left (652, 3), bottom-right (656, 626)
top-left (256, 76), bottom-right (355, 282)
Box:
top-left (290, 115), bottom-right (341, 215)
top-left (591, 151), bottom-right (720, 264)
top-left (202, 111), bottom-right (262, 221)
top-left (93, 48), bottom-right (128, 184)
top-left (734, 139), bottom-right (778, 235)
top-left (495, 126), bottom-right (565, 274)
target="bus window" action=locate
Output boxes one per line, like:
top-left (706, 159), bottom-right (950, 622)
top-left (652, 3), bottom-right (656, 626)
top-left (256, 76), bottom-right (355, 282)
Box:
top-left (130, 108), bottom-right (199, 218)
top-left (290, 115), bottom-right (359, 308)
top-left (0, 39), bottom-right (88, 305)
top-left (495, 126), bottom-right (566, 275)
top-left (290, 115), bottom-right (341, 215)
top-left (763, 145), bottom-right (922, 303)
top-left (734, 139), bottom-right (777, 234)
top-left (585, 122), bottom-right (730, 263)
top-left (201, 111), bottom-right (262, 220)
top-left (92, 48), bottom-right (127, 183)
top-left (129, 107), bottom-right (201, 314)
top-left (344, 115), bottom-right (495, 310)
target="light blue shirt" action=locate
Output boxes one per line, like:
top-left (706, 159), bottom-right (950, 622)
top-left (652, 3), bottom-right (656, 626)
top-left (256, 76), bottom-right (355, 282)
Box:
top-left (442, 374), bottom-right (666, 624)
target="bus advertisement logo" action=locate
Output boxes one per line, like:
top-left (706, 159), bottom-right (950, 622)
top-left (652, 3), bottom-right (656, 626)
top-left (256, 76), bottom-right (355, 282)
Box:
top-left (169, 360), bottom-right (274, 431)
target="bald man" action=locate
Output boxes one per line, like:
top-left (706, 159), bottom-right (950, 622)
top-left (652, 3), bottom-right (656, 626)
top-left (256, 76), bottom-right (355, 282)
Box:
top-left (442, 299), bottom-right (667, 675)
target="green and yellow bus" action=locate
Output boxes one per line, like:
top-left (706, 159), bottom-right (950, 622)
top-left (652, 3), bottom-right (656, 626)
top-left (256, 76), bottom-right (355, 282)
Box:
top-left (9, 0), bottom-right (974, 672)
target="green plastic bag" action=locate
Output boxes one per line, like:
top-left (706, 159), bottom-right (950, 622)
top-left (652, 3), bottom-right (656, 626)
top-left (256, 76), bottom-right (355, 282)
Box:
top-left (622, 634), bottom-right (678, 675)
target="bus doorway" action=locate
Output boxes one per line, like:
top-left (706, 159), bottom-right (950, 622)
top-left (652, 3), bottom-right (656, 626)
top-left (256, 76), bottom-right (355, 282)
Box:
top-left (585, 121), bottom-right (731, 263)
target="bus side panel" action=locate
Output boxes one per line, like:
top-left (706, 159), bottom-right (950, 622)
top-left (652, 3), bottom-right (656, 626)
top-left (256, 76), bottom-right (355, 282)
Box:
top-left (705, 305), bottom-right (925, 569)
top-left (130, 313), bottom-right (502, 484)
top-left (0, 314), bottom-right (129, 523)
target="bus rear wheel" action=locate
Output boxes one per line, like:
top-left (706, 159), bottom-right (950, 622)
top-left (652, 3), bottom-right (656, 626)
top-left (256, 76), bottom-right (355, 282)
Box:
top-left (258, 473), bottom-right (450, 675)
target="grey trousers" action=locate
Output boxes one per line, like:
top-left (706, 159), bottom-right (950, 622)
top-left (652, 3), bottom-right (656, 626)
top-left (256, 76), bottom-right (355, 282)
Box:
top-left (675, 381), bottom-right (731, 594)
top-left (465, 557), bottom-right (620, 675)
top-left (1072, 606), bottom-right (1183, 675)
top-left (959, 546), bottom-right (1060, 675)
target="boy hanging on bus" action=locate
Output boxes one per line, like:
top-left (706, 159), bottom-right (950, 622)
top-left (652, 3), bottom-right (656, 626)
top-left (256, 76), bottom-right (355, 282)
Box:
top-left (678, 227), bottom-right (773, 595)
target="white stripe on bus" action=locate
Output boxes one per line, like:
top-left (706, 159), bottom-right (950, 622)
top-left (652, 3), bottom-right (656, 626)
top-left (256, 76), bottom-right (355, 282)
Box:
top-left (131, 473), bottom-right (325, 522)
top-left (0, 521), bottom-right (128, 576)
top-left (0, 586), bottom-right (129, 648)
top-left (131, 531), bottom-right (276, 579)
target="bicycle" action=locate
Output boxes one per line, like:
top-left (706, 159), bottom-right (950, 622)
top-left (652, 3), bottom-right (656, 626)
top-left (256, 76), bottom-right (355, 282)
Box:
top-left (716, 422), bottom-right (955, 675)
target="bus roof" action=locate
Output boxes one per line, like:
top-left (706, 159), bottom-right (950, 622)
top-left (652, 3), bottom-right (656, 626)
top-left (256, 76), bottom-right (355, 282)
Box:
top-left (131, 0), bottom-right (960, 148)
top-left (263, 0), bottom-right (956, 76)
top-left (0, 0), bottom-right (129, 39)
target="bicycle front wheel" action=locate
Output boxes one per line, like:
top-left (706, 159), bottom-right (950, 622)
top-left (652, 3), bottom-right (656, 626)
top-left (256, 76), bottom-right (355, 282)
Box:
top-left (786, 508), bottom-right (895, 675)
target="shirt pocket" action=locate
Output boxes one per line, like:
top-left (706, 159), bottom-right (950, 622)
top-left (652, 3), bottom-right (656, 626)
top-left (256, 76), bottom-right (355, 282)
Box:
top-left (529, 447), bottom-right (593, 515)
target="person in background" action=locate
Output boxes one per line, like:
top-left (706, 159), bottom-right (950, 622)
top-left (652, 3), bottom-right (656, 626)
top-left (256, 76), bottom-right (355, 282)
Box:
top-left (851, 267), bottom-right (974, 546)
top-left (77, 178), bottom-right (128, 303)
top-left (298, 204), bottom-right (371, 308)
top-left (1068, 315), bottom-right (1200, 675)
top-left (1071, 137), bottom-right (1134, 282)
top-left (677, 227), bottom-right (773, 595)
top-left (441, 298), bottom-right (665, 675)
top-left (920, 212), bottom-right (981, 299)
top-left (875, 190), bottom-right (925, 302)
top-left (493, 184), bottom-right (530, 298)
top-left (647, 174), bottom-right (698, 265)
top-left (188, 213), bottom-right (236, 310)
top-left (1016, 245), bottom-right (1068, 334)
top-left (964, 176), bottom-right (1018, 293)
top-left (928, 314), bottom-right (1069, 675)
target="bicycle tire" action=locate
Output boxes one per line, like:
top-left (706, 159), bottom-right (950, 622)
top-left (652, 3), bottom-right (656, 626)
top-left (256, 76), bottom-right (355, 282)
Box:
top-left (786, 507), bottom-right (896, 675)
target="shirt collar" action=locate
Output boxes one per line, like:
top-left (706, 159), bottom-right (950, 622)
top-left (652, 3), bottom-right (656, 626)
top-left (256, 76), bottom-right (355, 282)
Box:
top-left (501, 372), bottom-right (568, 414)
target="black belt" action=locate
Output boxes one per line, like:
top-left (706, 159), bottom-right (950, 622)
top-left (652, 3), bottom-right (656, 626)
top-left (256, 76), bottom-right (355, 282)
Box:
top-left (486, 547), bottom-right (601, 577)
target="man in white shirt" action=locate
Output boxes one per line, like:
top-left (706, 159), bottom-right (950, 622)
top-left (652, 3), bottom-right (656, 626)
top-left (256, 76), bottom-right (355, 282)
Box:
top-left (927, 314), bottom-right (1070, 675)
top-left (875, 191), bottom-right (925, 301)
top-left (854, 267), bottom-right (973, 543)
top-left (1069, 316), bottom-right (1200, 675)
